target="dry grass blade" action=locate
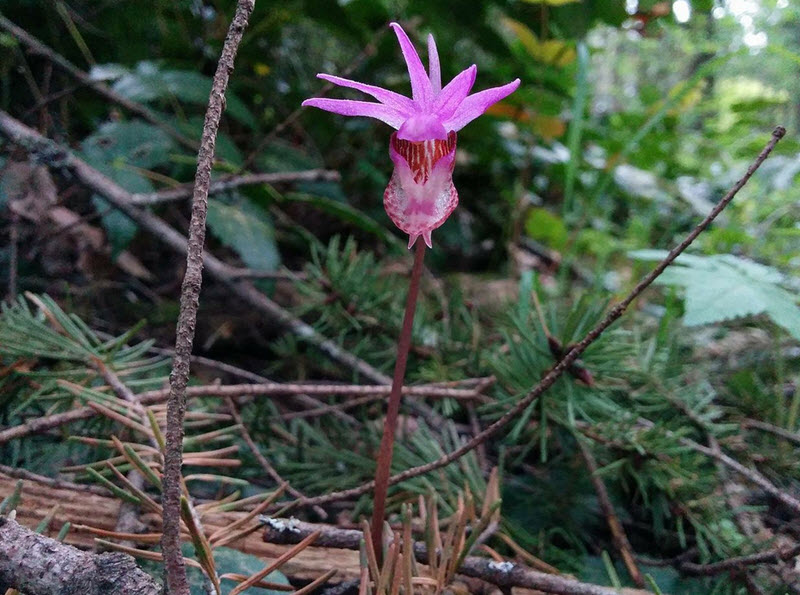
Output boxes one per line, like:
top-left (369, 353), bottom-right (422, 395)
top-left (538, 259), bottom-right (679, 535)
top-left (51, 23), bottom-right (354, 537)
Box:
top-left (111, 435), bottom-right (163, 490)
top-left (359, 565), bottom-right (370, 595)
top-left (106, 462), bottom-right (162, 515)
top-left (84, 467), bottom-right (140, 504)
top-left (213, 515), bottom-right (278, 549)
top-left (95, 538), bottom-right (203, 569)
top-left (72, 524), bottom-right (162, 544)
top-left (361, 520), bottom-right (381, 586)
top-left (389, 552), bottom-right (403, 595)
top-left (185, 445), bottom-right (240, 459)
top-left (182, 457), bottom-right (241, 468)
top-left (292, 568), bottom-right (337, 595)
top-left (35, 504), bottom-right (60, 533)
top-left (496, 532), bottom-right (560, 574)
top-left (62, 454), bottom-right (131, 473)
top-left (71, 436), bottom-right (161, 456)
top-left (375, 540), bottom-right (398, 593)
top-left (185, 425), bottom-right (243, 446)
top-left (219, 573), bottom-right (294, 591)
top-left (228, 530), bottom-right (320, 595)
top-left (402, 505), bottom-right (414, 593)
top-left (180, 496), bottom-right (220, 594)
top-left (85, 400), bottom-right (152, 436)
top-left (146, 408), bottom-right (167, 452)
top-left (208, 482), bottom-right (287, 545)
top-left (184, 473), bottom-right (249, 485)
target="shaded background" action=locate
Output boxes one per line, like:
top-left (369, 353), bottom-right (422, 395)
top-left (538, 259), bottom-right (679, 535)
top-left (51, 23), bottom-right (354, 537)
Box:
top-left (1, 1), bottom-right (800, 593)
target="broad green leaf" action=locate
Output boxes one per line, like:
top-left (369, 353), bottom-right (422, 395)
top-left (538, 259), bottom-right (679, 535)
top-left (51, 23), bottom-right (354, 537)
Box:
top-left (207, 199), bottom-right (280, 272)
top-left (139, 544), bottom-right (291, 595)
top-left (81, 121), bottom-right (174, 171)
top-left (92, 196), bottom-right (137, 258)
top-left (525, 207), bottom-right (567, 250)
top-left (630, 251), bottom-right (800, 341)
top-left (111, 62), bottom-right (257, 129)
top-left (501, 18), bottom-right (576, 67)
top-left (80, 121), bottom-right (175, 254)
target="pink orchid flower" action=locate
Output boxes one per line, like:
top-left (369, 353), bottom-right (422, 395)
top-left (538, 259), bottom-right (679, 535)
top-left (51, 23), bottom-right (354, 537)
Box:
top-left (303, 22), bottom-right (520, 248)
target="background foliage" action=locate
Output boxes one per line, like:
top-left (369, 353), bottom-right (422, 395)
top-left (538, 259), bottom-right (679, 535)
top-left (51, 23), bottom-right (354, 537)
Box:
top-left (1, 0), bottom-right (800, 593)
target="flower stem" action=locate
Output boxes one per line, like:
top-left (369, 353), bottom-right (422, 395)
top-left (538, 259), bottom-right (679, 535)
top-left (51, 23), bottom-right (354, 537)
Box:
top-left (370, 238), bottom-right (426, 558)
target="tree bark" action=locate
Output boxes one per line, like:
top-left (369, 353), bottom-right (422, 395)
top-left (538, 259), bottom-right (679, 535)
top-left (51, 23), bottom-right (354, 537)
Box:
top-left (0, 515), bottom-right (160, 595)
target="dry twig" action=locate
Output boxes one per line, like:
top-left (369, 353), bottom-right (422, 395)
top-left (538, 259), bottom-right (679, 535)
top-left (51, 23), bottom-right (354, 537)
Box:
top-left (225, 398), bottom-right (326, 519)
top-left (0, 515), bottom-right (160, 595)
top-left (577, 440), bottom-right (644, 587)
top-left (130, 169), bottom-right (340, 205)
top-left (261, 518), bottom-right (639, 595)
top-left (161, 2), bottom-right (256, 592)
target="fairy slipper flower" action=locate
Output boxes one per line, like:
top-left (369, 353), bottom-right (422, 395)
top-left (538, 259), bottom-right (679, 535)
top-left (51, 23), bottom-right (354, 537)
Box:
top-left (302, 22), bottom-right (520, 248)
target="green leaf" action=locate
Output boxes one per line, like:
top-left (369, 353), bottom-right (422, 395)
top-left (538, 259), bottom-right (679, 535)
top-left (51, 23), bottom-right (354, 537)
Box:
top-left (81, 120), bottom-right (174, 171)
top-left (80, 121), bottom-right (173, 254)
top-left (92, 196), bottom-right (137, 258)
top-left (501, 17), bottom-right (576, 67)
top-left (111, 62), bottom-right (257, 129)
top-left (158, 544), bottom-right (290, 595)
top-left (630, 252), bottom-right (800, 341)
top-left (207, 198), bottom-right (280, 272)
top-left (525, 207), bottom-right (567, 250)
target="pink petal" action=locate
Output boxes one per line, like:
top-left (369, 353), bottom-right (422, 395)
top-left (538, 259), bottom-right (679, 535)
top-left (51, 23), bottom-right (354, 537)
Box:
top-left (427, 34), bottom-right (441, 95)
top-left (390, 22), bottom-right (432, 107)
top-left (397, 115), bottom-right (448, 141)
top-left (433, 65), bottom-right (477, 121)
top-left (301, 98), bottom-right (406, 129)
top-left (442, 78), bottom-right (521, 132)
top-left (385, 131), bottom-right (458, 249)
top-left (316, 74), bottom-right (415, 114)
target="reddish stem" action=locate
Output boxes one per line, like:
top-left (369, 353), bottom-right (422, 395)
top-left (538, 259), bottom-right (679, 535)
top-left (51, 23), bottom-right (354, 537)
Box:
top-left (370, 238), bottom-right (426, 558)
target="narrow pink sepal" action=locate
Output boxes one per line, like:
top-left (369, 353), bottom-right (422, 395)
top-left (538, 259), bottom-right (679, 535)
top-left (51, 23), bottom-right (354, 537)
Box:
top-left (442, 78), bottom-right (521, 131)
top-left (302, 98), bottom-right (406, 129)
top-left (427, 34), bottom-right (441, 95)
top-left (390, 22), bottom-right (432, 106)
top-left (433, 65), bottom-right (477, 120)
top-left (316, 74), bottom-right (415, 114)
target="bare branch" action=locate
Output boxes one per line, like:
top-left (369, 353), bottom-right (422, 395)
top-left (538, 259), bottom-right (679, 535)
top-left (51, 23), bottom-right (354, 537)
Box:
top-left (160, 1), bottom-right (256, 592)
top-left (635, 417), bottom-right (800, 515)
top-left (0, 380), bottom-right (484, 445)
top-left (678, 544), bottom-right (800, 576)
top-left (261, 518), bottom-right (640, 595)
top-left (225, 398), bottom-right (327, 519)
top-left (744, 418), bottom-right (800, 446)
top-left (130, 169), bottom-right (340, 205)
top-left (0, 108), bottom-right (390, 384)
top-left (0, 464), bottom-right (109, 496)
top-left (577, 440), bottom-right (645, 587)
top-left (0, 515), bottom-right (160, 595)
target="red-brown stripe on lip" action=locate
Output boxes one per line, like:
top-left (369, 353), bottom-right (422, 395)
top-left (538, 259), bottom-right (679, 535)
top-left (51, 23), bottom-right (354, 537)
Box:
top-left (392, 131), bottom-right (456, 184)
